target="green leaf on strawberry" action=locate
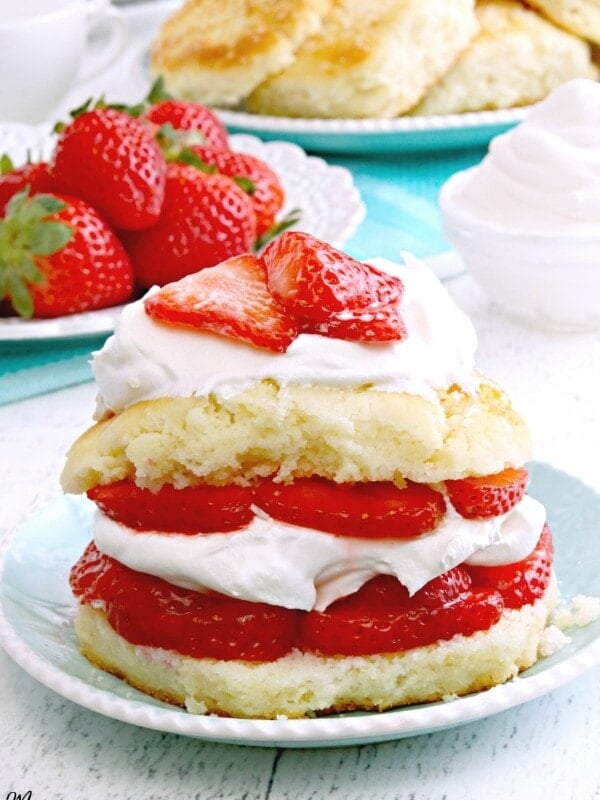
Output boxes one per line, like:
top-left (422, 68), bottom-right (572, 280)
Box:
top-left (0, 191), bottom-right (72, 317)
top-left (1, 154), bottom-right (14, 174)
top-left (254, 208), bottom-right (302, 252)
top-left (0, 190), bottom-right (134, 319)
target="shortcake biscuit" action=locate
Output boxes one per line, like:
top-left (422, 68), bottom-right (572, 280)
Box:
top-left (525, 0), bottom-right (600, 46)
top-left (60, 380), bottom-right (532, 494)
top-left (246, 0), bottom-right (479, 118)
top-left (150, 0), bottom-right (333, 107)
top-left (74, 578), bottom-right (556, 719)
top-left (411, 0), bottom-right (598, 115)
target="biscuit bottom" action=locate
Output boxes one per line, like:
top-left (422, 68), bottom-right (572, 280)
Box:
top-left (74, 575), bottom-right (557, 719)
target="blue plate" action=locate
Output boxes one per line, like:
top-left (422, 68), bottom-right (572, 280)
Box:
top-left (215, 107), bottom-right (527, 155)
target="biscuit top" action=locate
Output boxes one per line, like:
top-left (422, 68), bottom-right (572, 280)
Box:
top-left (92, 254), bottom-right (479, 418)
top-left (151, 0), bottom-right (331, 70)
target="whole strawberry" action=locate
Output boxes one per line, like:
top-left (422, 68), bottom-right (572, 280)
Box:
top-left (125, 162), bottom-right (257, 288)
top-left (50, 108), bottom-right (167, 231)
top-left (0, 190), bottom-right (134, 318)
top-left (141, 99), bottom-right (229, 150)
top-left (0, 158), bottom-right (53, 215)
top-left (190, 145), bottom-right (285, 237)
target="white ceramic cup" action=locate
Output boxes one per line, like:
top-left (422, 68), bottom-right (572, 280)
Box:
top-left (0, 0), bottom-right (128, 123)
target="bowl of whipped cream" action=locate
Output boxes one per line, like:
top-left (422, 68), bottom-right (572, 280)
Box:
top-left (439, 78), bottom-right (600, 332)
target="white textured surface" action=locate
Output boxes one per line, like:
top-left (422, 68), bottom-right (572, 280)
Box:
top-left (0, 271), bottom-right (599, 797)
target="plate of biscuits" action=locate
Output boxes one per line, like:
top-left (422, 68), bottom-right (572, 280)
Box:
top-left (137, 0), bottom-right (600, 154)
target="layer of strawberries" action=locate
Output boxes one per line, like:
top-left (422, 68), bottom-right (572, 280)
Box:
top-left (70, 467), bottom-right (554, 662)
top-left (0, 91), bottom-right (289, 319)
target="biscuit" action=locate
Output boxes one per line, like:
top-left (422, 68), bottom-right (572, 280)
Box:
top-left (60, 379), bottom-right (532, 494)
top-left (524, 0), bottom-right (600, 46)
top-left (73, 576), bottom-right (557, 719)
top-left (411, 0), bottom-right (598, 115)
top-left (245, 0), bottom-right (479, 118)
top-left (150, 0), bottom-right (333, 107)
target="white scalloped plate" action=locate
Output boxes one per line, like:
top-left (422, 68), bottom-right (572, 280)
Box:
top-left (0, 124), bottom-right (364, 342)
top-left (0, 462), bottom-right (598, 748)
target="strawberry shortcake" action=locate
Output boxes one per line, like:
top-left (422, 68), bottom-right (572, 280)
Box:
top-left (61, 233), bottom-right (556, 719)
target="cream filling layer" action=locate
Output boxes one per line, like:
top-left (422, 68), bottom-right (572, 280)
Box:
top-left (93, 495), bottom-right (546, 612)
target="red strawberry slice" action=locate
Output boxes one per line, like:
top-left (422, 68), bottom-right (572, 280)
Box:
top-left (70, 543), bottom-right (301, 661)
top-left (260, 232), bottom-right (406, 342)
top-left (261, 231), bottom-right (403, 319)
top-left (88, 480), bottom-right (254, 533)
top-left (141, 99), bottom-right (229, 150)
top-left (468, 523), bottom-right (553, 608)
top-left (446, 467), bottom-right (528, 519)
top-left (305, 303), bottom-right (408, 342)
top-left (254, 477), bottom-right (446, 538)
top-left (50, 107), bottom-right (167, 231)
top-left (299, 573), bottom-right (503, 656)
top-left (144, 253), bottom-right (299, 352)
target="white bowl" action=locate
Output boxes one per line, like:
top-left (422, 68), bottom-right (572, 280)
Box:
top-left (439, 169), bottom-right (600, 332)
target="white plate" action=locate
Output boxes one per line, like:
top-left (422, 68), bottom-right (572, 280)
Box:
top-left (0, 461), bottom-right (598, 748)
top-left (0, 305), bottom-right (127, 342)
top-left (46, 0), bottom-right (528, 155)
top-left (0, 125), bottom-right (364, 342)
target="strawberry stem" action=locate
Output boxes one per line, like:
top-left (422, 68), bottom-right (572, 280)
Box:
top-left (254, 208), bottom-right (302, 252)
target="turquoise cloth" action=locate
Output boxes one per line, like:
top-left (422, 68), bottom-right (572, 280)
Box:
top-left (336, 146), bottom-right (486, 262)
top-left (0, 337), bottom-right (103, 406)
top-left (0, 145), bottom-right (486, 406)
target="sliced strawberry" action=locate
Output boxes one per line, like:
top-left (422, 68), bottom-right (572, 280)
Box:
top-left (254, 477), bottom-right (446, 538)
top-left (70, 543), bottom-right (301, 661)
top-left (305, 303), bottom-right (408, 342)
top-left (189, 145), bottom-right (285, 237)
top-left (88, 480), bottom-right (254, 533)
top-left (446, 467), bottom-right (528, 519)
top-left (0, 160), bottom-right (53, 215)
top-left (125, 162), bottom-right (257, 287)
top-left (260, 232), bottom-right (406, 343)
top-left (299, 573), bottom-right (503, 656)
top-left (468, 523), bottom-right (553, 608)
top-left (50, 107), bottom-right (167, 231)
top-left (261, 231), bottom-right (403, 320)
top-left (144, 253), bottom-right (299, 352)
top-left (141, 99), bottom-right (229, 150)
top-left (417, 566), bottom-right (473, 608)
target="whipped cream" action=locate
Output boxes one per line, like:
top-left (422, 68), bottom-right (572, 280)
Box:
top-left (447, 79), bottom-right (600, 233)
top-left (92, 254), bottom-right (479, 417)
top-left (93, 495), bottom-right (545, 611)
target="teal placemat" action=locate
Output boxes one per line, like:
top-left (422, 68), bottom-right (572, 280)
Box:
top-left (0, 336), bottom-right (106, 406)
top-left (338, 146), bottom-right (486, 261)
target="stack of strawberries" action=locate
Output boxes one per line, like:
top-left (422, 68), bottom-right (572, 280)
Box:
top-left (0, 89), bottom-right (289, 319)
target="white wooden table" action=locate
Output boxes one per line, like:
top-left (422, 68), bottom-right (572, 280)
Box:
top-left (1, 273), bottom-right (599, 800)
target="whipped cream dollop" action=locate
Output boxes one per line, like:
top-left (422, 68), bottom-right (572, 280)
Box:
top-left (447, 79), bottom-right (600, 233)
top-left (94, 495), bottom-right (546, 611)
top-left (92, 254), bottom-right (479, 417)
